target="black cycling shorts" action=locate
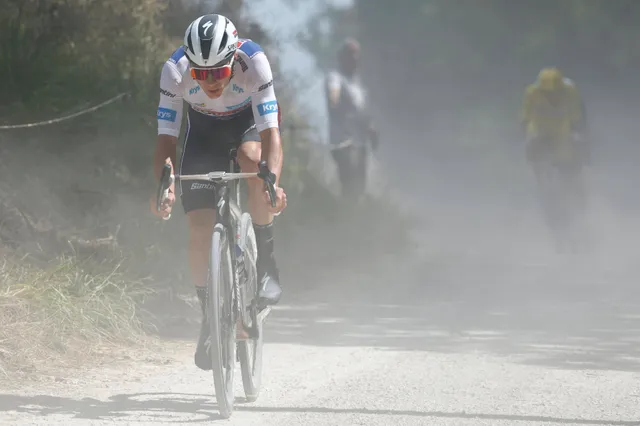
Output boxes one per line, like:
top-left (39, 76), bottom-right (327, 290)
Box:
top-left (178, 106), bottom-right (260, 214)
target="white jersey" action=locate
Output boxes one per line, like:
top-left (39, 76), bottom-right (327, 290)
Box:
top-left (157, 39), bottom-right (279, 138)
top-left (326, 70), bottom-right (366, 111)
top-left (325, 70), bottom-right (369, 145)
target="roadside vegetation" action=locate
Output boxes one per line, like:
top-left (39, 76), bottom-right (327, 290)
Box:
top-left (0, 0), bottom-right (414, 379)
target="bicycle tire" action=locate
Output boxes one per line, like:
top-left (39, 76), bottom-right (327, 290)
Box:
top-left (208, 223), bottom-right (236, 418)
top-left (236, 213), bottom-right (264, 401)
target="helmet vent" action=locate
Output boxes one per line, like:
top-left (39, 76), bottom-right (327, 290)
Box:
top-left (219, 33), bottom-right (228, 55)
top-left (201, 38), bottom-right (212, 61)
top-left (187, 31), bottom-right (194, 57)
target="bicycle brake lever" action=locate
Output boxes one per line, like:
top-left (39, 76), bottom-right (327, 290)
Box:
top-left (156, 163), bottom-right (173, 217)
top-left (257, 160), bottom-right (277, 208)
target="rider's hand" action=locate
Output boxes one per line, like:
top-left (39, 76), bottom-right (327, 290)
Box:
top-left (150, 188), bottom-right (175, 219)
top-left (264, 185), bottom-right (287, 216)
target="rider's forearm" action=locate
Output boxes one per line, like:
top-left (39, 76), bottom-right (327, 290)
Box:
top-left (153, 134), bottom-right (178, 180)
top-left (259, 127), bottom-right (283, 186)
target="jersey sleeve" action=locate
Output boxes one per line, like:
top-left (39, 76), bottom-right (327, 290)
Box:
top-left (157, 61), bottom-right (184, 138)
top-left (248, 53), bottom-right (279, 132)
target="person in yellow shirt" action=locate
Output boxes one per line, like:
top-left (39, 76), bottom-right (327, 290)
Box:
top-left (522, 67), bottom-right (588, 165)
top-left (521, 67), bottom-right (590, 248)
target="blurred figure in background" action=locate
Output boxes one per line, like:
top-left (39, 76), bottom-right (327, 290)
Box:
top-left (324, 38), bottom-right (379, 200)
top-left (521, 67), bottom-right (590, 250)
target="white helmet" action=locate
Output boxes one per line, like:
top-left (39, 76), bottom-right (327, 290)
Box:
top-left (183, 14), bottom-right (239, 67)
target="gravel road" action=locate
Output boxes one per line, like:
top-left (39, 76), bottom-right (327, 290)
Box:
top-left (2, 228), bottom-right (640, 426)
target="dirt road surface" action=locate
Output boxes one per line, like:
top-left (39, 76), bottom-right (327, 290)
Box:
top-left (1, 204), bottom-right (640, 426)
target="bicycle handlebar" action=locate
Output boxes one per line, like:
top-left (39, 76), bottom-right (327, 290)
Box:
top-left (155, 160), bottom-right (277, 220)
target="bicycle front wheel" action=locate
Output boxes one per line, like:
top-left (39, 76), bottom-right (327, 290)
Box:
top-left (208, 223), bottom-right (236, 418)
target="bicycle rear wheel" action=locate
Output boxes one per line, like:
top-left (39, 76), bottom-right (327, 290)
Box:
top-left (236, 212), bottom-right (264, 402)
top-left (208, 223), bottom-right (236, 418)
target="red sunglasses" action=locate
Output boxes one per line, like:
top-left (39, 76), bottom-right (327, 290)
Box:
top-left (190, 64), bottom-right (232, 81)
top-left (189, 54), bottom-right (235, 81)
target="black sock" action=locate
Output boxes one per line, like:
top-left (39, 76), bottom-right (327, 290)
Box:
top-left (196, 286), bottom-right (207, 316)
top-left (254, 222), bottom-right (275, 270)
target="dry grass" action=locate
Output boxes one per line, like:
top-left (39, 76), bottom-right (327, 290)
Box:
top-left (0, 131), bottom-right (421, 382)
top-left (0, 256), bottom-right (157, 377)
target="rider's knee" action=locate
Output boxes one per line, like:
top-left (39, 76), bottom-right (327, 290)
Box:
top-left (237, 141), bottom-right (261, 172)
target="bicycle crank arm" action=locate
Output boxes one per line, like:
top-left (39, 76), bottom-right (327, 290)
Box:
top-left (257, 306), bottom-right (272, 323)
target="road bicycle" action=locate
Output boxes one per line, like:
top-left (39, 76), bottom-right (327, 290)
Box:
top-left (156, 149), bottom-right (276, 418)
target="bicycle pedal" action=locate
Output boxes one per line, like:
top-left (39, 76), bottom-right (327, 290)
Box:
top-left (235, 318), bottom-right (250, 340)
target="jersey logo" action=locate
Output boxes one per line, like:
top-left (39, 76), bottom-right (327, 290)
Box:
top-left (257, 100), bottom-right (278, 116)
top-left (190, 102), bottom-right (250, 119)
top-left (202, 20), bottom-right (214, 36)
top-left (190, 182), bottom-right (214, 191)
top-left (189, 86), bottom-right (200, 95)
top-left (160, 88), bottom-right (176, 98)
top-left (157, 108), bottom-right (177, 122)
top-left (232, 84), bottom-right (244, 94)
top-left (258, 80), bottom-right (273, 92)
top-left (236, 55), bottom-right (248, 72)
top-left (225, 97), bottom-right (251, 111)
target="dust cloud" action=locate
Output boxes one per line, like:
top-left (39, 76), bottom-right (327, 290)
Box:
top-left (329, 2), bottom-right (640, 374)
top-left (1, 2), bottom-right (639, 423)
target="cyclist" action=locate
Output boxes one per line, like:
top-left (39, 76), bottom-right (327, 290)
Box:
top-left (150, 14), bottom-right (287, 371)
top-left (521, 67), bottom-right (589, 241)
top-left (324, 38), bottom-right (379, 199)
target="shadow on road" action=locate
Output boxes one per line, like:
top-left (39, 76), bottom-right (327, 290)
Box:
top-left (0, 392), bottom-right (637, 425)
top-left (0, 392), bottom-right (223, 423)
top-left (271, 251), bottom-right (640, 373)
